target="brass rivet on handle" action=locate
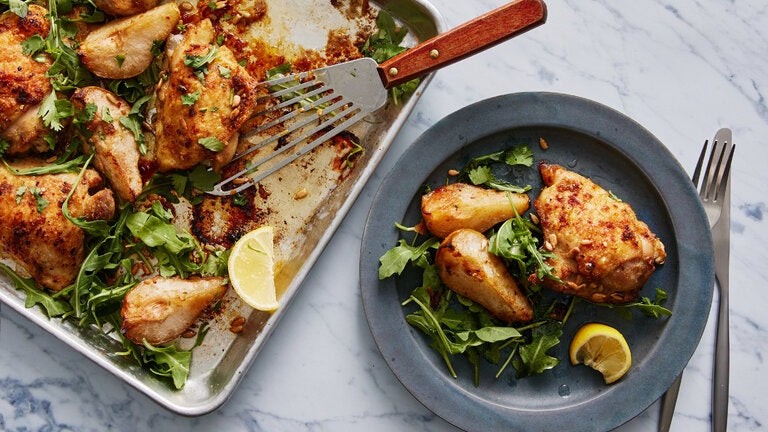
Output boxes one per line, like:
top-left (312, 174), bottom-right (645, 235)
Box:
top-left (429, 49), bottom-right (439, 59)
top-left (388, 67), bottom-right (399, 76)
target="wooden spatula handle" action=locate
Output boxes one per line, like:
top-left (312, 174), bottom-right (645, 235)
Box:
top-left (378, 0), bottom-right (547, 88)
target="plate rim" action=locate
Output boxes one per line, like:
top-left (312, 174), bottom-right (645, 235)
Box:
top-left (359, 92), bottom-right (714, 431)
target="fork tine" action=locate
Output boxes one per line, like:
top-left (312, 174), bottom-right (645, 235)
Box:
top-left (692, 140), bottom-right (708, 188)
top-left (234, 96), bottom-right (352, 162)
top-left (702, 138), bottom-right (726, 200)
top-left (714, 143), bottom-right (735, 202)
top-left (211, 103), bottom-right (364, 195)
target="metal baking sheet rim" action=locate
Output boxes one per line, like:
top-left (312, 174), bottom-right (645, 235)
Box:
top-left (0, 0), bottom-right (446, 417)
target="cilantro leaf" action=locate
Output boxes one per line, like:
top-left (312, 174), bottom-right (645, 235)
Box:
top-left (8, 0), bottom-right (28, 17)
top-left (361, 10), bottom-right (417, 104)
top-left (181, 90), bottom-right (200, 106)
top-left (197, 136), bottom-right (225, 152)
top-left (38, 91), bottom-right (74, 131)
top-left (30, 187), bottom-right (49, 212)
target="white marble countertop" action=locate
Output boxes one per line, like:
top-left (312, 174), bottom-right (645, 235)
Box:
top-left (2, 0), bottom-right (766, 430)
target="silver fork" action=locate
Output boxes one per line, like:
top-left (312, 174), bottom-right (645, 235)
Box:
top-left (658, 128), bottom-right (735, 431)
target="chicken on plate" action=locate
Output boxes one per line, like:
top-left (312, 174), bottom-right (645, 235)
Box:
top-left (531, 163), bottom-right (666, 303)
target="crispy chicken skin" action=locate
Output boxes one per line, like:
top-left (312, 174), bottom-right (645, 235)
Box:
top-left (0, 164), bottom-right (115, 290)
top-left (71, 87), bottom-right (144, 202)
top-left (532, 163), bottom-right (666, 303)
top-left (0, 105), bottom-right (49, 156)
top-left (92, 0), bottom-right (160, 16)
top-left (0, 5), bottom-right (52, 155)
top-left (154, 19), bottom-right (260, 172)
top-left (436, 229), bottom-right (534, 323)
top-left (421, 183), bottom-right (530, 238)
top-left (121, 276), bottom-right (228, 345)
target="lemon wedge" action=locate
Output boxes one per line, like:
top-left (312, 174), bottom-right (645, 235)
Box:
top-left (569, 323), bottom-right (632, 384)
top-left (228, 226), bottom-right (279, 311)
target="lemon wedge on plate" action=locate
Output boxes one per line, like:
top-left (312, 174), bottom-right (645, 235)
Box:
top-left (569, 323), bottom-right (632, 384)
top-left (228, 226), bottom-right (279, 312)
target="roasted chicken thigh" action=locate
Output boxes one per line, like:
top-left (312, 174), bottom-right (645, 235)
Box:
top-left (0, 5), bottom-right (52, 155)
top-left (0, 164), bottom-right (115, 290)
top-left (531, 163), bottom-right (666, 303)
top-left (154, 19), bottom-right (260, 172)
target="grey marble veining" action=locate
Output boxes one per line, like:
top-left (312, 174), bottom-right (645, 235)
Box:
top-left (2, 0), bottom-right (767, 431)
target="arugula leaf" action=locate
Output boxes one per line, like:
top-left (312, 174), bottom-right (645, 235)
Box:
top-left (126, 211), bottom-right (195, 255)
top-left (597, 288), bottom-right (673, 319)
top-left (42, 0), bottom-right (93, 91)
top-left (2, 154), bottom-right (89, 175)
top-left (0, 262), bottom-right (72, 317)
top-left (512, 321), bottom-right (562, 377)
top-left (61, 155), bottom-right (112, 238)
top-left (378, 237), bottom-right (438, 279)
top-left (265, 63), bottom-right (330, 109)
top-left (488, 207), bottom-right (559, 282)
top-left (141, 340), bottom-right (192, 389)
top-left (184, 46), bottom-right (218, 70)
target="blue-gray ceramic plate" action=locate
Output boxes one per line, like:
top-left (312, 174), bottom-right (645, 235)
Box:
top-left (360, 92), bottom-right (714, 432)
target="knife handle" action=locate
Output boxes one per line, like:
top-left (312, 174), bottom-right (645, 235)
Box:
top-left (713, 275), bottom-right (730, 432)
top-left (378, 0), bottom-right (547, 87)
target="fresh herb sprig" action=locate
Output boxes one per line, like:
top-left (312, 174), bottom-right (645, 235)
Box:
top-left (460, 145), bottom-right (534, 193)
top-left (361, 10), bottom-right (419, 105)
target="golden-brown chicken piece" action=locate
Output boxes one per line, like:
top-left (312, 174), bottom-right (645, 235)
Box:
top-left (78, 3), bottom-right (180, 79)
top-left (154, 19), bottom-right (260, 172)
top-left (0, 5), bottom-right (52, 155)
top-left (0, 105), bottom-right (49, 155)
top-left (121, 276), bottom-right (228, 345)
top-left (532, 163), bottom-right (666, 303)
top-left (71, 86), bottom-right (144, 202)
top-left (0, 164), bottom-right (115, 290)
top-left (93, 0), bottom-right (159, 16)
top-left (435, 229), bottom-right (533, 323)
top-left (421, 182), bottom-right (530, 238)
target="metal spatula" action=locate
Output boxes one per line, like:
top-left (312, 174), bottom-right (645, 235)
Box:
top-left (209, 0), bottom-right (547, 196)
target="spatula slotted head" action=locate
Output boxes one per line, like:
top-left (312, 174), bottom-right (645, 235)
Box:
top-left (210, 58), bottom-right (387, 196)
